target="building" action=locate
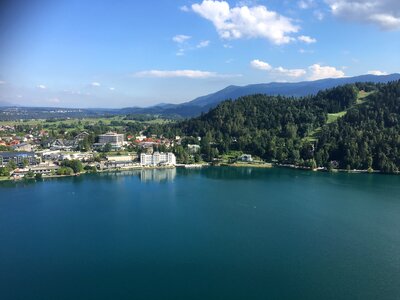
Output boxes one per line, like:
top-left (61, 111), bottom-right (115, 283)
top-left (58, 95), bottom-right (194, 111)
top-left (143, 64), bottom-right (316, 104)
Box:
top-left (104, 155), bottom-right (138, 169)
top-left (239, 154), bottom-right (253, 162)
top-left (94, 132), bottom-right (124, 150)
top-left (12, 143), bottom-right (33, 152)
top-left (140, 152), bottom-right (176, 166)
top-left (98, 132), bottom-right (124, 145)
top-left (187, 144), bottom-right (200, 154)
top-left (0, 152), bottom-right (37, 167)
top-left (49, 139), bottom-right (75, 151)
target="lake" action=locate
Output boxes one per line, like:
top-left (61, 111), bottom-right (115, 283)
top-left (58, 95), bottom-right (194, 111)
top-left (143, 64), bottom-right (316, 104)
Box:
top-left (1, 167), bottom-right (400, 300)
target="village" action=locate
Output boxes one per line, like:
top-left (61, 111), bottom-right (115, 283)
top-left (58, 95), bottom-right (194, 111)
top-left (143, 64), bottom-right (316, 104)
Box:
top-left (0, 124), bottom-right (257, 180)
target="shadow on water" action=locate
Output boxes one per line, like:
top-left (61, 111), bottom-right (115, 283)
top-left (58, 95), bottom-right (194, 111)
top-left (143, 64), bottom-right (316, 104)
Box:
top-left (192, 166), bottom-right (311, 181)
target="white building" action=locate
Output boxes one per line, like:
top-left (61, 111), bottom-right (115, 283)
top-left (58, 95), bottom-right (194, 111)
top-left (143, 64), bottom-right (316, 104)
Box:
top-left (140, 152), bottom-right (176, 166)
top-left (94, 132), bottom-right (125, 150)
top-left (239, 154), bottom-right (253, 162)
top-left (98, 132), bottom-right (124, 145)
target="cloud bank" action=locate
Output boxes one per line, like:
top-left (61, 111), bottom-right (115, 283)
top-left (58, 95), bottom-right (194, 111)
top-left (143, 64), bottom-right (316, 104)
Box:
top-left (191, 0), bottom-right (300, 44)
top-left (134, 69), bottom-right (240, 79)
top-left (251, 59), bottom-right (345, 80)
top-left (325, 0), bottom-right (400, 30)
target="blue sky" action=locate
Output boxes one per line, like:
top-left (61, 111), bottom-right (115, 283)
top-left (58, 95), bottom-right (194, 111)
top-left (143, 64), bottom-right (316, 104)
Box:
top-left (0, 0), bottom-right (399, 108)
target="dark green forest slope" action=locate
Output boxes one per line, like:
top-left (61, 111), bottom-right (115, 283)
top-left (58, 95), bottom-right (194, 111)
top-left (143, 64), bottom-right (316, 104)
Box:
top-left (151, 81), bottom-right (400, 173)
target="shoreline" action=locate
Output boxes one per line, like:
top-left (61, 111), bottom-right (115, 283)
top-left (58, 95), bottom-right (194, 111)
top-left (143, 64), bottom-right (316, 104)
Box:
top-left (273, 163), bottom-right (388, 174)
top-left (1, 163), bottom-right (398, 183)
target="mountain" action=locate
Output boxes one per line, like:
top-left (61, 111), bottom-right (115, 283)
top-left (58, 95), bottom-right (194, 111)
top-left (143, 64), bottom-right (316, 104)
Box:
top-left (187, 73), bottom-right (400, 107)
top-left (129, 73), bottom-right (400, 117)
top-left (0, 100), bottom-right (14, 107)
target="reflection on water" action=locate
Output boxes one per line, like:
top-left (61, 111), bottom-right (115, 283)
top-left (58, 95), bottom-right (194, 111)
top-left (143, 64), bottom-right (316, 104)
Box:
top-left (96, 168), bottom-right (177, 183)
top-left (139, 168), bottom-right (176, 182)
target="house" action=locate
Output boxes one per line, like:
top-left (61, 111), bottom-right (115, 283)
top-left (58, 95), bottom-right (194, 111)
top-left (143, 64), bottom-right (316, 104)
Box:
top-left (239, 154), bottom-right (253, 162)
top-left (187, 144), bottom-right (200, 154)
top-left (12, 143), bottom-right (33, 152)
top-left (50, 139), bottom-right (75, 151)
top-left (74, 131), bottom-right (89, 141)
top-left (135, 134), bottom-right (147, 141)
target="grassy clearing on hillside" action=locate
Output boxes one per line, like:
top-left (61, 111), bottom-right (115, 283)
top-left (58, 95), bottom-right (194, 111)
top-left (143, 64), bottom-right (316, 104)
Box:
top-left (220, 151), bottom-right (243, 163)
top-left (303, 90), bottom-right (375, 143)
top-left (327, 111), bottom-right (347, 124)
top-left (356, 90), bottom-right (374, 104)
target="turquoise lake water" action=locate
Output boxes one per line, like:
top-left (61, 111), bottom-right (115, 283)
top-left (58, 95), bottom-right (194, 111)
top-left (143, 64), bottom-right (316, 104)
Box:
top-left (1, 167), bottom-right (400, 299)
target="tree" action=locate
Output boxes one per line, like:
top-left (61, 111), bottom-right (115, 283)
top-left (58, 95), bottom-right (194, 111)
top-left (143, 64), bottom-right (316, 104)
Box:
top-left (61, 160), bottom-right (83, 174)
top-left (23, 158), bottom-right (29, 168)
top-left (7, 160), bottom-right (17, 171)
top-left (0, 167), bottom-right (10, 177)
top-left (103, 143), bottom-right (112, 152)
top-left (25, 170), bottom-right (35, 179)
top-left (57, 167), bottom-right (74, 176)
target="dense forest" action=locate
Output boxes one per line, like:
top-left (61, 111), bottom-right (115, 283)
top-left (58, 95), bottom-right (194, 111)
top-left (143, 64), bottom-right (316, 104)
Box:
top-left (149, 80), bottom-right (400, 173)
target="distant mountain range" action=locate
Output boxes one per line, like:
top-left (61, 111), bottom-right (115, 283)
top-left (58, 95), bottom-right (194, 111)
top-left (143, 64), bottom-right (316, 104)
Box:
top-left (2, 73), bottom-right (400, 119)
top-left (119, 73), bottom-right (400, 117)
top-left (0, 101), bottom-right (15, 107)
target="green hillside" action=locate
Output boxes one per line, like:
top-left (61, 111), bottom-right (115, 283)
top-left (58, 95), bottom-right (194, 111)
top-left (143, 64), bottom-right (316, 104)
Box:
top-left (161, 81), bottom-right (400, 173)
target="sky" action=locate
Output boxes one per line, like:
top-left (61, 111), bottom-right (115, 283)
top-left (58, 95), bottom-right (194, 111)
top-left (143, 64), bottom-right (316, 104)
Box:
top-left (0, 0), bottom-right (399, 108)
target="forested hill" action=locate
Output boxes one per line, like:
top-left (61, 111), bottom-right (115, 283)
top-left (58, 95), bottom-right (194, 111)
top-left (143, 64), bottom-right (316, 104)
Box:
top-left (163, 80), bottom-right (400, 173)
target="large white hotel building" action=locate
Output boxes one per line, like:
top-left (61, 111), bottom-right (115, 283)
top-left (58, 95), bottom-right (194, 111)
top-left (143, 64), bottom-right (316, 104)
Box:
top-left (140, 152), bottom-right (176, 166)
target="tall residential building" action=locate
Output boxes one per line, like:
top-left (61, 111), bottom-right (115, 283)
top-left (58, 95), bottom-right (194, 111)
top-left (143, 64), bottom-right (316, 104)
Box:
top-left (94, 132), bottom-right (125, 150)
top-left (98, 132), bottom-right (124, 145)
top-left (140, 152), bottom-right (176, 166)
top-left (0, 152), bottom-right (37, 167)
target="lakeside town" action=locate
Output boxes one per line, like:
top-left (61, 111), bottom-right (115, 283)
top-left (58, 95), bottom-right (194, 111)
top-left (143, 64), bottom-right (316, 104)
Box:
top-left (0, 122), bottom-right (261, 181)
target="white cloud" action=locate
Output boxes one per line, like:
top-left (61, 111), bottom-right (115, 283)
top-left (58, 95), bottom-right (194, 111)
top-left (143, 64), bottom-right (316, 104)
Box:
top-left (251, 59), bottom-right (306, 77)
top-left (250, 59), bottom-right (272, 70)
top-left (275, 66), bottom-right (307, 77)
top-left (325, 0), bottom-right (400, 30)
top-left (196, 40), bottom-right (210, 48)
top-left (298, 0), bottom-right (315, 9)
top-left (173, 34), bottom-right (191, 43)
top-left (298, 35), bottom-right (317, 44)
top-left (174, 37), bottom-right (210, 55)
top-left (313, 10), bottom-right (325, 20)
top-left (109, 87), bottom-right (115, 91)
top-left (367, 70), bottom-right (388, 76)
top-left (176, 49), bottom-right (185, 56)
top-left (0, 80), bottom-right (5, 84)
top-left (91, 82), bottom-right (101, 87)
top-left (192, 0), bottom-right (299, 45)
top-left (134, 69), bottom-right (240, 79)
top-left (299, 48), bottom-right (314, 54)
top-left (180, 5), bottom-right (190, 12)
top-left (251, 60), bottom-right (345, 80)
top-left (37, 84), bottom-right (47, 89)
top-left (308, 64), bottom-right (345, 80)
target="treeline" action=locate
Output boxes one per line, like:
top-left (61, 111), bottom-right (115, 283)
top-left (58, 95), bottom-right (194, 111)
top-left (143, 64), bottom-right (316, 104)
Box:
top-left (152, 81), bottom-right (400, 173)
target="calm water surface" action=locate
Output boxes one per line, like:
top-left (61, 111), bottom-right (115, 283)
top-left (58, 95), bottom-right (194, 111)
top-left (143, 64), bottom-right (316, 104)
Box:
top-left (1, 167), bottom-right (400, 300)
